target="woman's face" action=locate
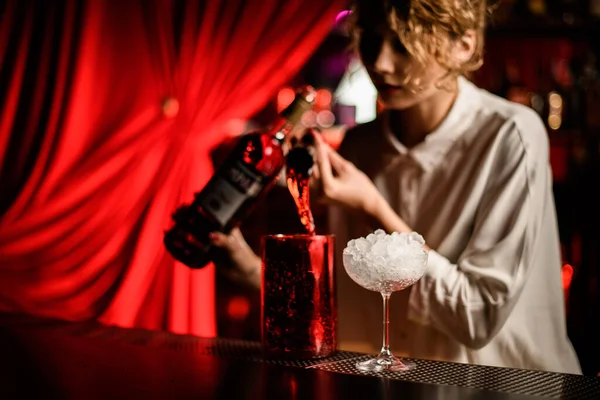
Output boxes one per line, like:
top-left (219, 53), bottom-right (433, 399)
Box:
top-left (358, 29), bottom-right (451, 110)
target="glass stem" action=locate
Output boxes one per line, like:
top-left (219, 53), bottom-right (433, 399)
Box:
top-left (380, 292), bottom-right (392, 357)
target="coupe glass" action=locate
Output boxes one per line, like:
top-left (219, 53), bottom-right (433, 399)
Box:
top-left (343, 230), bottom-right (428, 372)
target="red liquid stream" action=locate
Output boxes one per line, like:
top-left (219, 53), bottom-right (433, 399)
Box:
top-left (284, 144), bottom-right (331, 357)
top-left (286, 169), bottom-right (315, 235)
top-left (286, 151), bottom-right (323, 351)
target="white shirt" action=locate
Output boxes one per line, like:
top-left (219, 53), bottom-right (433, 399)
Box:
top-left (329, 76), bottom-right (582, 374)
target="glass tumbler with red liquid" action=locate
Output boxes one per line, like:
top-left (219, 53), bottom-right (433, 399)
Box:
top-left (261, 234), bottom-right (337, 359)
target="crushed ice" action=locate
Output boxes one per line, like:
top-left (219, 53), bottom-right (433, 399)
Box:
top-left (342, 229), bottom-right (428, 293)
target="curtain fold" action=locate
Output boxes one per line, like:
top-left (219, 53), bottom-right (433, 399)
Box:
top-left (0, 0), bottom-right (346, 336)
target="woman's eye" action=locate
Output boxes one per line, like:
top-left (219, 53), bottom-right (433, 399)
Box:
top-left (358, 32), bottom-right (408, 65)
top-left (358, 32), bottom-right (384, 65)
top-left (390, 36), bottom-right (408, 55)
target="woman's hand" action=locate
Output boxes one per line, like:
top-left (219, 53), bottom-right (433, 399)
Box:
top-left (311, 132), bottom-right (422, 246)
top-left (209, 228), bottom-right (261, 289)
top-left (313, 133), bottom-right (383, 217)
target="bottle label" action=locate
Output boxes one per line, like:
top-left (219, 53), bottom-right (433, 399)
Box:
top-left (197, 161), bottom-right (264, 227)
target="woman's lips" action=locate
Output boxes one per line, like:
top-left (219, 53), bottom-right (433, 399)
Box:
top-left (376, 84), bottom-right (403, 95)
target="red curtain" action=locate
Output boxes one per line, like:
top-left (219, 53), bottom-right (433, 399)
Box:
top-left (0, 0), bottom-right (346, 336)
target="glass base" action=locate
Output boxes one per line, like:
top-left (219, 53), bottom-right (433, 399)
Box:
top-left (356, 354), bottom-right (415, 373)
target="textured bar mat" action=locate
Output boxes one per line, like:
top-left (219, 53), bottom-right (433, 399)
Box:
top-left (4, 314), bottom-right (599, 399)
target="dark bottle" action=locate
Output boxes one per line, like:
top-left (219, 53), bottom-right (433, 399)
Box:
top-left (164, 87), bottom-right (317, 268)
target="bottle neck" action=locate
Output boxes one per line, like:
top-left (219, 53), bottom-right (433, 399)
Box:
top-left (269, 89), bottom-right (315, 143)
top-left (269, 116), bottom-right (297, 143)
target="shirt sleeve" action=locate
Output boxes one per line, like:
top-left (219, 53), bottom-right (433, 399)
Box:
top-left (407, 117), bottom-right (550, 349)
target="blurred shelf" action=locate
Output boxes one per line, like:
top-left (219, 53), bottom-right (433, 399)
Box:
top-left (548, 128), bottom-right (600, 138)
top-left (487, 19), bottom-right (600, 39)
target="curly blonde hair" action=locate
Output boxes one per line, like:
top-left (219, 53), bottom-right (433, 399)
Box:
top-left (350, 0), bottom-right (493, 90)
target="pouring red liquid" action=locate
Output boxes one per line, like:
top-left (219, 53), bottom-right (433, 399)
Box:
top-left (285, 133), bottom-right (316, 235)
top-left (260, 131), bottom-right (337, 360)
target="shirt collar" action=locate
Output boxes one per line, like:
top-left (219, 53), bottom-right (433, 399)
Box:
top-left (381, 76), bottom-right (480, 172)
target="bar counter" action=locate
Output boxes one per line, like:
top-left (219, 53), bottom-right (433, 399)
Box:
top-left (0, 313), bottom-right (598, 399)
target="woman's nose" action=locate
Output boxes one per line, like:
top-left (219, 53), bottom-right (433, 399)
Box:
top-left (373, 40), bottom-right (396, 75)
